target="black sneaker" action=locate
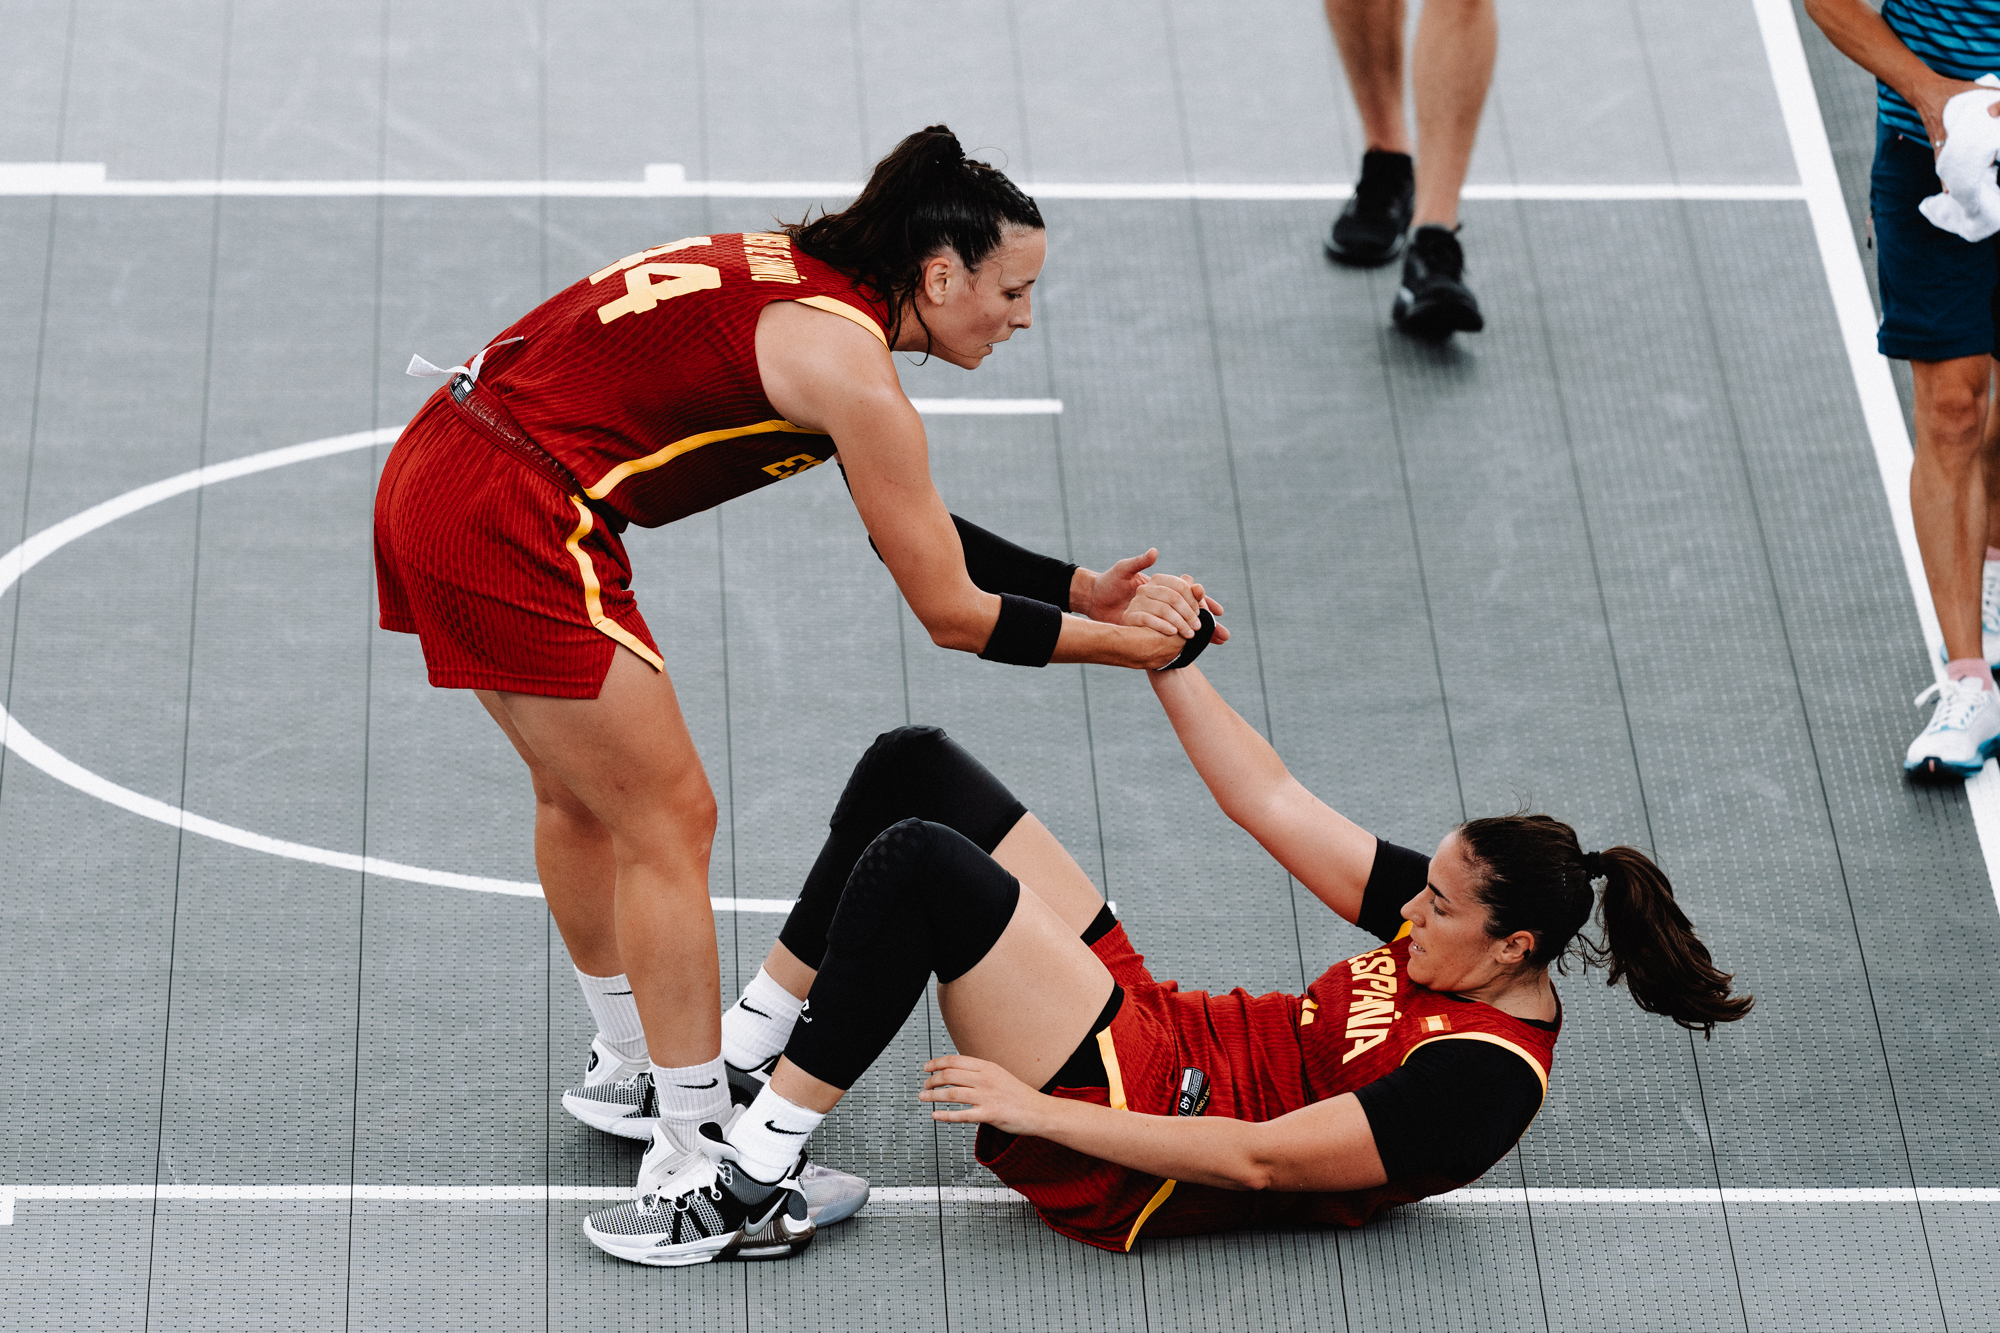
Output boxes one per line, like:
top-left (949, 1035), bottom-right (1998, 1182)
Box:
top-left (1391, 225), bottom-right (1485, 340)
top-left (1326, 149), bottom-right (1414, 267)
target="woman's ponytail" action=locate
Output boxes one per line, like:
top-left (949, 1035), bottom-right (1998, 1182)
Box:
top-left (783, 124), bottom-right (1044, 346)
top-left (1589, 845), bottom-right (1754, 1036)
top-left (1458, 816), bottom-right (1752, 1037)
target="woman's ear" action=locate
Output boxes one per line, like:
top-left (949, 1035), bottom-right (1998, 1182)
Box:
top-left (919, 253), bottom-right (954, 306)
top-left (1494, 929), bottom-right (1537, 967)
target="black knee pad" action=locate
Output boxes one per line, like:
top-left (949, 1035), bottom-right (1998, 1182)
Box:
top-left (825, 819), bottom-right (1020, 983)
top-left (829, 727), bottom-right (1027, 855)
top-left (786, 820), bottom-right (1021, 1090)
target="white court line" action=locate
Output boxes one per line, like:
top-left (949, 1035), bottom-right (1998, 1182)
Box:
top-left (1751, 0), bottom-right (2000, 916)
top-left (0, 402), bottom-right (1056, 909)
top-left (0, 163), bottom-right (1803, 203)
top-left (6, 1183), bottom-right (1995, 1225)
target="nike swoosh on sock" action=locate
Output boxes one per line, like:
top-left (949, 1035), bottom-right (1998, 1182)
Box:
top-left (739, 1002), bottom-right (770, 1018)
top-left (677, 1078), bottom-right (720, 1089)
top-left (765, 1121), bottom-right (810, 1135)
top-left (607, 990), bottom-right (633, 996)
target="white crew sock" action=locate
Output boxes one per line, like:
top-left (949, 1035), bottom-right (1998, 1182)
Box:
top-left (721, 967), bottom-right (805, 1070)
top-left (573, 968), bottom-right (647, 1064)
top-left (649, 1056), bottom-right (732, 1138)
top-left (727, 1083), bottom-right (826, 1183)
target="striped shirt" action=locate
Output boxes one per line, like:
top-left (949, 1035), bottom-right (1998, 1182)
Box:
top-left (1878, 0), bottom-right (2000, 144)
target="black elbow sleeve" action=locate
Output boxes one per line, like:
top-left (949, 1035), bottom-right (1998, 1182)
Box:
top-left (952, 515), bottom-right (1077, 611)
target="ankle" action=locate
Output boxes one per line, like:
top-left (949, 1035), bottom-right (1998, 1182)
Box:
top-left (1945, 657), bottom-right (1995, 689)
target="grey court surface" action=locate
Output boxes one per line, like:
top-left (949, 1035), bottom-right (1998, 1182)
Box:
top-left (2, 1), bottom-right (1995, 1330)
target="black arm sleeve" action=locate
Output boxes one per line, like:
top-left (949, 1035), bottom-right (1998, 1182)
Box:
top-left (1357, 839), bottom-right (1431, 942)
top-left (835, 461), bottom-right (1077, 610)
top-left (950, 515), bottom-right (1077, 612)
top-left (1351, 1039), bottom-right (1544, 1183)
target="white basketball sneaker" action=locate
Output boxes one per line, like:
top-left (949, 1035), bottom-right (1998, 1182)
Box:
top-left (560, 1036), bottom-right (655, 1140)
top-left (711, 1103), bottom-right (870, 1227)
top-left (582, 1120), bottom-right (814, 1266)
top-left (1905, 677), bottom-right (2000, 778)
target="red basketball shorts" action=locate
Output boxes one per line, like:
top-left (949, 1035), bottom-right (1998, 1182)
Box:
top-left (975, 923), bottom-right (1194, 1252)
top-left (374, 394), bottom-right (663, 698)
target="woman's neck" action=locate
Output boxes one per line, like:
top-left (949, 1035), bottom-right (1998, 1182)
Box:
top-left (1461, 967), bottom-right (1558, 1023)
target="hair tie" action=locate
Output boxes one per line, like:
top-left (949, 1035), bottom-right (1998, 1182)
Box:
top-left (1580, 851), bottom-right (1606, 879)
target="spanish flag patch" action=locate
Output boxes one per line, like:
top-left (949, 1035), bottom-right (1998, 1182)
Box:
top-left (1420, 1014), bottom-right (1451, 1034)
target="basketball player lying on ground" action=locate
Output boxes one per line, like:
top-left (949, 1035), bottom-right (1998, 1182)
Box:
top-left (579, 609), bottom-right (1753, 1264)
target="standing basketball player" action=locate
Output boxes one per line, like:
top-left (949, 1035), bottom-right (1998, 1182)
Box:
top-left (373, 125), bottom-right (1221, 1219)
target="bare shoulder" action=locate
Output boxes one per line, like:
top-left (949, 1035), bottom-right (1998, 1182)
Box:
top-left (756, 299), bottom-right (904, 432)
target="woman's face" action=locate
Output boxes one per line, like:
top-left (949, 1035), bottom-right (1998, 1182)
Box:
top-left (1400, 831), bottom-right (1537, 994)
top-left (904, 226), bottom-right (1045, 368)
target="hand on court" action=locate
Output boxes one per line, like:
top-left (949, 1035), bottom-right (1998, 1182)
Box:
top-left (919, 1054), bottom-right (1050, 1136)
top-left (1083, 551), bottom-right (1229, 644)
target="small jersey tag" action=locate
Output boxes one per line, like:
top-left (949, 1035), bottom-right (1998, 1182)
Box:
top-left (1420, 1014), bottom-right (1451, 1034)
top-left (1175, 1067), bottom-right (1210, 1118)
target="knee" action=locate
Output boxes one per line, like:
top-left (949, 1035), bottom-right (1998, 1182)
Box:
top-left (832, 726), bottom-right (951, 825)
top-left (1917, 366), bottom-right (1991, 452)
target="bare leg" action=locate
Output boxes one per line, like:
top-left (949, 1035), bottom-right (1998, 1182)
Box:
top-left (476, 690), bottom-right (620, 976)
top-left (1912, 355), bottom-right (1999, 662)
top-left (767, 813), bottom-right (1114, 1113)
top-left (1982, 360), bottom-right (2000, 550)
top-left (486, 648), bottom-right (722, 1067)
top-left (1325, 0), bottom-right (1410, 153)
top-left (1410, 0), bottom-right (1496, 227)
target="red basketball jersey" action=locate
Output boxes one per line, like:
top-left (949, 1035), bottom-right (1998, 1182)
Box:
top-left (1142, 927), bottom-right (1559, 1237)
top-left (468, 233), bottom-right (893, 529)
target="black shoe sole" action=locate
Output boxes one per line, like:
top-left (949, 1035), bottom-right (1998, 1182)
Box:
top-left (1325, 229), bottom-right (1407, 268)
top-left (1392, 292), bottom-right (1485, 340)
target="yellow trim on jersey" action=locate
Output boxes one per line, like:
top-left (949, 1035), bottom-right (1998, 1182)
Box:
top-left (1401, 1032), bottom-right (1550, 1099)
top-left (564, 497), bottom-right (665, 672)
top-left (1394, 921), bottom-right (1413, 941)
top-left (582, 420), bottom-right (822, 501)
top-left (792, 295), bottom-right (887, 345)
top-left (1124, 1179), bottom-right (1178, 1252)
top-left (1095, 1028), bottom-right (1127, 1112)
top-left (1095, 1026), bottom-right (1180, 1251)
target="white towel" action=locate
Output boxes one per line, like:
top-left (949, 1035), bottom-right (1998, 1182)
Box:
top-left (1919, 74), bottom-right (2000, 244)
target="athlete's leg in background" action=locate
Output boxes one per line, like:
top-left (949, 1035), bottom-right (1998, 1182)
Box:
top-left (1325, 0), bottom-right (1410, 155)
top-left (1410, 0), bottom-right (1495, 227)
top-left (1912, 353), bottom-right (1999, 662)
top-left (486, 647), bottom-right (722, 1069)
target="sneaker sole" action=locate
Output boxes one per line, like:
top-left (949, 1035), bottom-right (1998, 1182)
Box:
top-left (1324, 235), bottom-right (1405, 267)
top-left (1393, 295), bottom-right (1484, 340)
top-left (582, 1218), bottom-right (745, 1267)
top-left (1903, 734), bottom-right (2000, 779)
top-left (561, 1092), bottom-right (656, 1140)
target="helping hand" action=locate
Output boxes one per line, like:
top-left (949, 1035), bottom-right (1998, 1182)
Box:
top-left (920, 1055), bottom-right (1050, 1135)
top-left (1915, 76), bottom-right (2000, 160)
top-left (1086, 552), bottom-right (1230, 644)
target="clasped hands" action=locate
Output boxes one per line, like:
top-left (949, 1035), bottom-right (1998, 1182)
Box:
top-left (1080, 549), bottom-right (1228, 657)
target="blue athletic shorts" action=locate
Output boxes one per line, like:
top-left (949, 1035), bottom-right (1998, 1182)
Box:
top-left (1871, 118), bottom-right (1999, 363)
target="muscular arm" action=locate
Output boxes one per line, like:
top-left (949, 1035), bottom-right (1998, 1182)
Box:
top-left (757, 302), bottom-right (1183, 669)
top-left (1147, 665), bottom-right (1377, 923)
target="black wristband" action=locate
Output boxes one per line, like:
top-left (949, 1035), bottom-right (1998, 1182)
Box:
top-left (1154, 608), bottom-right (1216, 670)
top-left (978, 593), bottom-right (1064, 667)
top-left (952, 515), bottom-right (1078, 611)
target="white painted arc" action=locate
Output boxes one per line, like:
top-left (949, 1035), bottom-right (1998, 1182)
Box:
top-left (1750, 0), bottom-right (2000, 915)
top-left (0, 163), bottom-right (1805, 203)
top-left (0, 401), bottom-right (1056, 907)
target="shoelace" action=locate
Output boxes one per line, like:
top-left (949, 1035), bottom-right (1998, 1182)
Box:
top-left (1914, 677), bottom-right (1988, 730)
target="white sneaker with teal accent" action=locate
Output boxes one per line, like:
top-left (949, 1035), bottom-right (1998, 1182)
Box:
top-left (1905, 677), bottom-right (2000, 778)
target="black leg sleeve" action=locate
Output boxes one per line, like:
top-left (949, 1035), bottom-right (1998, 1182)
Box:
top-left (776, 726), bottom-right (1029, 969)
top-left (782, 820), bottom-right (1021, 1091)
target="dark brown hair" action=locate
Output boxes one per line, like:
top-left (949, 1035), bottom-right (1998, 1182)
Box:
top-left (1456, 814), bottom-right (1753, 1036)
top-left (783, 124), bottom-right (1043, 347)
